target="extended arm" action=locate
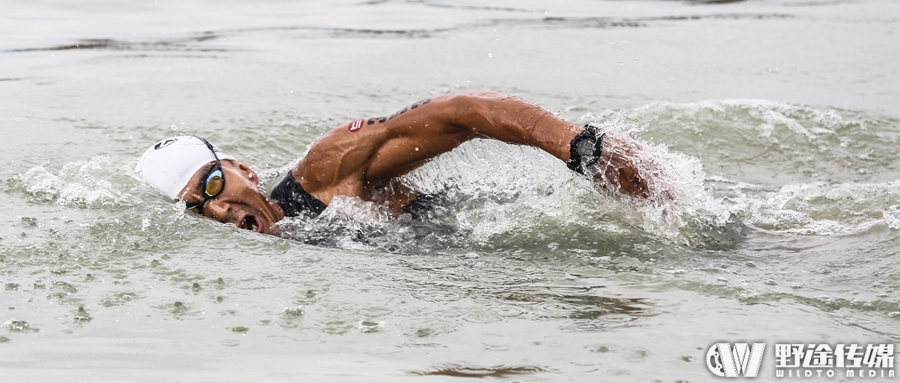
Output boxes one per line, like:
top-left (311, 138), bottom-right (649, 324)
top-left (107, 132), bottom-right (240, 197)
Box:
top-left (295, 91), bottom-right (655, 210)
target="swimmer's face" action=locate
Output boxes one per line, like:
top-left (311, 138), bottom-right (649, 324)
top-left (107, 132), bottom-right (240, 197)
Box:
top-left (177, 160), bottom-right (284, 235)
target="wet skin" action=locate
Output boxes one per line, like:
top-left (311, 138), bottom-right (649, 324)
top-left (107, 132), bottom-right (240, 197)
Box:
top-left (176, 91), bottom-right (657, 234)
top-left (178, 160), bottom-right (285, 235)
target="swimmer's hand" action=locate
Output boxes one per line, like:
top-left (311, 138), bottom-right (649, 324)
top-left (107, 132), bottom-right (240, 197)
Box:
top-left (588, 132), bottom-right (672, 201)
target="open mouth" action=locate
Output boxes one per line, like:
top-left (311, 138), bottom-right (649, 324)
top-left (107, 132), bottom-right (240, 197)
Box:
top-left (240, 215), bottom-right (260, 233)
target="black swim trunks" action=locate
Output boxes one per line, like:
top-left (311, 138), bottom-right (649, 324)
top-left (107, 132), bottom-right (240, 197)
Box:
top-left (270, 172), bottom-right (327, 217)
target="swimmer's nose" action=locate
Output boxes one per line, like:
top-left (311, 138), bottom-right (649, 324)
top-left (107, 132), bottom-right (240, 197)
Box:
top-left (204, 199), bottom-right (234, 223)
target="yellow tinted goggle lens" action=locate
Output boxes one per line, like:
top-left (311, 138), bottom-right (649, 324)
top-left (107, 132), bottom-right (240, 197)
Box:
top-left (205, 170), bottom-right (224, 197)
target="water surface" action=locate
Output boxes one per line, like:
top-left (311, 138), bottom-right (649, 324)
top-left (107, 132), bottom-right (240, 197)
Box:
top-left (1, 0), bottom-right (899, 381)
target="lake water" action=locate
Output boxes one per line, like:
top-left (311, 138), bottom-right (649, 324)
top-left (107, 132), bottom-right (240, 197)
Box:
top-left (2, 0), bottom-right (899, 381)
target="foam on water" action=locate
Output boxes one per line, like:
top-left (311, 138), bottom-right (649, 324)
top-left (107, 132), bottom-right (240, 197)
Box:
top-left (737, 180), bottom-right (900, 235)
top-left (609, 99), bottom-right (900, 186)
top-left (16, 156), bottom-right (143, 209)
top-left (274, 123), bottom-right (742, 252)
top-left (885, 205), bottom-right (900, 230)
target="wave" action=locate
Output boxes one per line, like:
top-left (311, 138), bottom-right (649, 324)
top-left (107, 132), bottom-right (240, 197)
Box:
top-left (13, 156), bottom-right (143, 208)
top-left (10, 100), bottom-right (897, 254)
top-left (603, 99), bottom-right (899, 186)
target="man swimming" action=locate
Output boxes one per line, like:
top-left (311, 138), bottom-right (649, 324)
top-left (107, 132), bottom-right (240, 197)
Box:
top-left (135, 91), bottom-right (655, 235)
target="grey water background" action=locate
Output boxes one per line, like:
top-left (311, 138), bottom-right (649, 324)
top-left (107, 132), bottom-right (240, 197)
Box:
top-left (2, 0), bottom-right (899, 381)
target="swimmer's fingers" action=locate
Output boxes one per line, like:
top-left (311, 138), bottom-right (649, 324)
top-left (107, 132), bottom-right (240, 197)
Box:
top-left (601, 157), bottom-right (651, 198)
top-left (591, 134), bottom-right (667, 200)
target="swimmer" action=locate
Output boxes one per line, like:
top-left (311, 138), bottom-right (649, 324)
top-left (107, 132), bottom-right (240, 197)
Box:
top-left (136, 91), bottom-right (657, 235)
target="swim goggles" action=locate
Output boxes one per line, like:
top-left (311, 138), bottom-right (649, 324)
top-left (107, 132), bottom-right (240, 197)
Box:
top-left (185, 136), bottom-right (225, 215)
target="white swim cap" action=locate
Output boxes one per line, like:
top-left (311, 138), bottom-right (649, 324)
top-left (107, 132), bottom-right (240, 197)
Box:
top-left (135, 136), bottom-right (235, 199)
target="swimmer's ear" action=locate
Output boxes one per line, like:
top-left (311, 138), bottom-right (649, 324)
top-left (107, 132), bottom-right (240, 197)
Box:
top-left (230, 161), bottom-right (259, 186)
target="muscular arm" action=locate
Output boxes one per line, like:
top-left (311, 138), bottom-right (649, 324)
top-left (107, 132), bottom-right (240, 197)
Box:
top-left (294, 90), bottom-right (660, 213)
top-left (295, 91), bottom-right (582, 206)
